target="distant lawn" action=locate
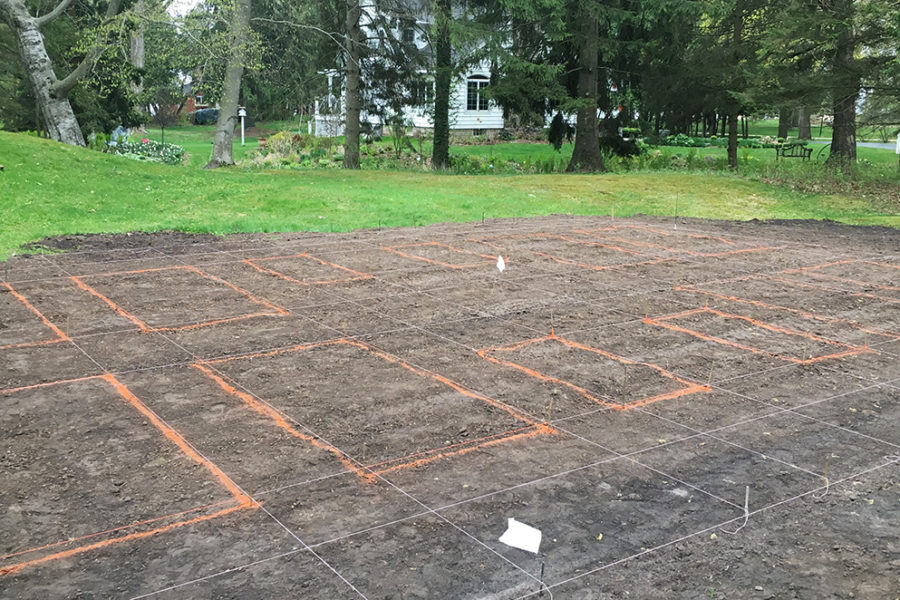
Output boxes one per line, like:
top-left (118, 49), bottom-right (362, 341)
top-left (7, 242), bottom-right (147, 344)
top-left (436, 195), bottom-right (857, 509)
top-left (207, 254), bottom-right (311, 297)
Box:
top-left (145, 121), bottom-right (898, 170)
top-left (746, 118), bottom-right (896, 143)
top-left (152, 124), bottom-right (261, 168)
top-left (2, 131), bottom-right (898, 260)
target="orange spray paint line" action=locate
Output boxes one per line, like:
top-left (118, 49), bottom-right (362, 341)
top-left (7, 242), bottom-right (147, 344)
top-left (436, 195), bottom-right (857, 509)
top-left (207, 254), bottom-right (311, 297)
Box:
top-left (1, 282), bottom-right (70, 349)
top-left (196, 338), bottom-right (555, 482)
top-left (478, 334), bottom-right (710, 411)
top-left (380, 241), bottom-right (497, 269)
top-left (645, 307), bottom-right (874, 364)
top-left (244, 252), bottom-right (373, 286)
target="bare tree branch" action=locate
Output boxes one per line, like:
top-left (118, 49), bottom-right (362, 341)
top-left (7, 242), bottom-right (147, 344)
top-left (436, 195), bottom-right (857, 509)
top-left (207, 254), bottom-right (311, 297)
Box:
top-left (250, 17), bottom-right (356, 60)
top-left (51, 0), bottom-right (123, 97)
top-left (35, 0), bottom-right (73, 27)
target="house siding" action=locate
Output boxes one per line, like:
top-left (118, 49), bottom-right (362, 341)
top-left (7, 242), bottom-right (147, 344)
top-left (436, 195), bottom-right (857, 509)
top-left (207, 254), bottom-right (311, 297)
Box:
top-left (396, 67), bottom-right (503, 132)
top-left (449, 68), bottom-right (503, 131)
top-left (312, 14), bottom-right (504, 135)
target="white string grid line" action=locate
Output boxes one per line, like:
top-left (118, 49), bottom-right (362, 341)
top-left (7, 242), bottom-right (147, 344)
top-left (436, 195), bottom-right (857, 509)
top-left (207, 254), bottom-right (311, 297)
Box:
top-left (5, 218), bottom-right (897, 599)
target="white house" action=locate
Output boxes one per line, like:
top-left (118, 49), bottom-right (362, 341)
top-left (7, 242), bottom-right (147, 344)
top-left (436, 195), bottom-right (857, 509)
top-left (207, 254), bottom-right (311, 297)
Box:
top-left (312, 2), bottom-right (504, 140)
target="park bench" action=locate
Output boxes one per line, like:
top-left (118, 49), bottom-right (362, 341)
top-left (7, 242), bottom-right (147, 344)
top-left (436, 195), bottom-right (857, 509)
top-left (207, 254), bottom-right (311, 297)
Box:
top-left (775, 142), bottom-right (812, 161)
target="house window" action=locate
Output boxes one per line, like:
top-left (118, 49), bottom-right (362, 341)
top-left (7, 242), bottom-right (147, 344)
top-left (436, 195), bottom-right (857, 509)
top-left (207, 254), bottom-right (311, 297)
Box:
top-left (411, 80), bottom-right (432, 107)
top-left (467, 76), bottom-right (489, 111)
top-left (400, 18), bottom-right (415, 43)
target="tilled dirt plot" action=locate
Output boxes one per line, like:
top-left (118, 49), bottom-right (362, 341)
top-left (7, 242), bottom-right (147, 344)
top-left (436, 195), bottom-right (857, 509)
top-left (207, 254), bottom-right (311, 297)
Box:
top-left (1, 216), bottom-right (898, 599)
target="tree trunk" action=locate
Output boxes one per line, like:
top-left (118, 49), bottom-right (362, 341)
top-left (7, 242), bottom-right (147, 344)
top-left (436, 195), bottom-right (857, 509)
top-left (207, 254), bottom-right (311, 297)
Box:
top-left (343, 0), bottom-right (361, 169)
top-left (797, 105), bottom-right (811, 139)
top-left (0, 0), bottom-right (84, 145)
top-left (206, 0), bottom-right (251, 169)
top-left (828, 87), bottom-right (858, 171)
top-left (431, 0), bottom-right (451, 169)
top-left (567, 6), bottom-right (602, 172)
top-left (727, 1), bottom-right (742, 170)
top-left (727, 113), bottom-right (738, 169)
top-left (825, 0), bottom-right (857, 173)
top-left (130, 0), bottom-right (145, 97)
top-left (777, 109), bottom-right (791, 139)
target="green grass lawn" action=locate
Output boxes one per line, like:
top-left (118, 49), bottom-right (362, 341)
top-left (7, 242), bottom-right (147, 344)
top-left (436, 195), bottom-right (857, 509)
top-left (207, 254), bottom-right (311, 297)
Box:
top-left (746, 118), bottom-right (896, 143)
top-left (650, 143), bottom-right (897, 166)
top-left (454, 140), bottom-right (899, 167)
top-left (154, 125), bottom-right (261, 168)
top-left (147, 124), bottom-right (566, 167)
top-left (1, 130), bottom-right (897, 261)
top-left (146, 122), bottom-right (898, 169)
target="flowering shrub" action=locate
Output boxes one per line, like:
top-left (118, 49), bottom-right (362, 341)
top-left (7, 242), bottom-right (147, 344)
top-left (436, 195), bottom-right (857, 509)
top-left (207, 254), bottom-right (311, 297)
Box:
top-left (657, 133), bottom-right (780, 149)
top-left (106, 139), bottom-right (185, 165)
top-left (663, 133), bottom-right (711, 147)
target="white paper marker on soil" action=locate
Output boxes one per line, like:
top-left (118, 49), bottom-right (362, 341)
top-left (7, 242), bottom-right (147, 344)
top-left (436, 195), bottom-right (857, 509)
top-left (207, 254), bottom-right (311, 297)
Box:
top-left (499, 518), bottom-right (541, 554)
top-left (497, 255), bottom-right (506, 272)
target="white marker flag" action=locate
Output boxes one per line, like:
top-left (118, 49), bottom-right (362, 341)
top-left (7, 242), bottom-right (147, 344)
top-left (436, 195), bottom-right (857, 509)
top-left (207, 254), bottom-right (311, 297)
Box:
top-left (499, 518), bottom-right (541, 554)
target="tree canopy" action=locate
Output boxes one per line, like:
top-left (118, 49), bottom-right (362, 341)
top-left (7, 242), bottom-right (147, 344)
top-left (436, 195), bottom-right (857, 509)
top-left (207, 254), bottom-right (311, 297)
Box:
top-left (1, 0), bottom-right (897, 170)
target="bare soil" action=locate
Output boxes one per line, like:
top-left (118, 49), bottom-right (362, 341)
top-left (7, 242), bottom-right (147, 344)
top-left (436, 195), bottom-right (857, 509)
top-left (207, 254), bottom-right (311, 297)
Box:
top-left (1, 215), bottom-right (898, 599)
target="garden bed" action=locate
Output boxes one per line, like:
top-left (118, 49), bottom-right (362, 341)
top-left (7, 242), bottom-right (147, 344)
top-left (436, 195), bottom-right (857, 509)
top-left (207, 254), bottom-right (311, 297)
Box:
top-left (1, 215), bottom-right (898, 598)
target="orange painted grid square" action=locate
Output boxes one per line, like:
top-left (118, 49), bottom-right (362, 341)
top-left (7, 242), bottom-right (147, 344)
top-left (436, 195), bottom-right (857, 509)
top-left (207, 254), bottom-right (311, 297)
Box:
top-left (644, 307), bottom-right (874, 365)
top-left (471, 232), bottom-right (670, 272)
top-left (71, 265), bottom-right (288, 333)
top-left (674, 279), bottom-right (900, 342)
top-left (194, 339), bottom-right (554, 483)
top-left (573, 225), bottom-right (774, 258)
top-left (380, 241), bottom-right (497, 269)
top-left (0, 282), bottom-right (69, 350)
top-left (243, 252), bottom-right (374, 285)
top-left (783, 260), bottom-right (900, 297)
top-left (0, 374), bottom-right (253, 578)
top-left (478, 333), bottom-right (709, 411)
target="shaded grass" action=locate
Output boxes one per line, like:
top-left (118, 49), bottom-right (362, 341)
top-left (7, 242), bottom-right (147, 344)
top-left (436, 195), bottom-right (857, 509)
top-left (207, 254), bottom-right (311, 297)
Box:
top-left (149, 123), bottom-right (898, 168)
top-left (747, 118), bottom-right (892, 143)
top-left (152, 125), bottom-right (260, 168)
top-left (1, 131), bottom-right (897, 260)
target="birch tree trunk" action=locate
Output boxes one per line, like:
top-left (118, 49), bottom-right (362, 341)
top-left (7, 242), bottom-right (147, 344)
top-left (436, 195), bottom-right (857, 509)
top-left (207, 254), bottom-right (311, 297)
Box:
top-left (130, 0), bottom-right (145, 97)
top-left (0, 0), bottom-right (84, 145)
top-left (206, 0), bottom-right (252, 169)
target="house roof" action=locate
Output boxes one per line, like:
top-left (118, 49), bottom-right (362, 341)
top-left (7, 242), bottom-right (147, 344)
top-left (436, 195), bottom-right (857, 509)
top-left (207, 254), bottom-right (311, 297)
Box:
top-left (381, 0), bottom-right (431, 20)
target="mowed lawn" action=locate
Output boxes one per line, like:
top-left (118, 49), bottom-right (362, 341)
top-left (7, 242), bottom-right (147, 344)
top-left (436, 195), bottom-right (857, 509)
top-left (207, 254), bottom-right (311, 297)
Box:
top-left (1, 131), bottom-right (897, 260)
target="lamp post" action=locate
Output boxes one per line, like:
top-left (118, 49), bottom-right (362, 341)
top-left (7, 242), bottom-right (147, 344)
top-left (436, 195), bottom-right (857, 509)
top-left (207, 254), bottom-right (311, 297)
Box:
top-left (896, 130), bottom-right (900, 168)
top-left (238, 107), bottom-right (247, 146)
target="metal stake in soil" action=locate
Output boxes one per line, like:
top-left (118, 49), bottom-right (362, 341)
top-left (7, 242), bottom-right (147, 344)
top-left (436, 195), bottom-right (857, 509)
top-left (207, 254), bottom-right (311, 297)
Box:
top-left (537, 560), bottom-right (552, 598)
top-left (674, 195), bottom-right (679, 230)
